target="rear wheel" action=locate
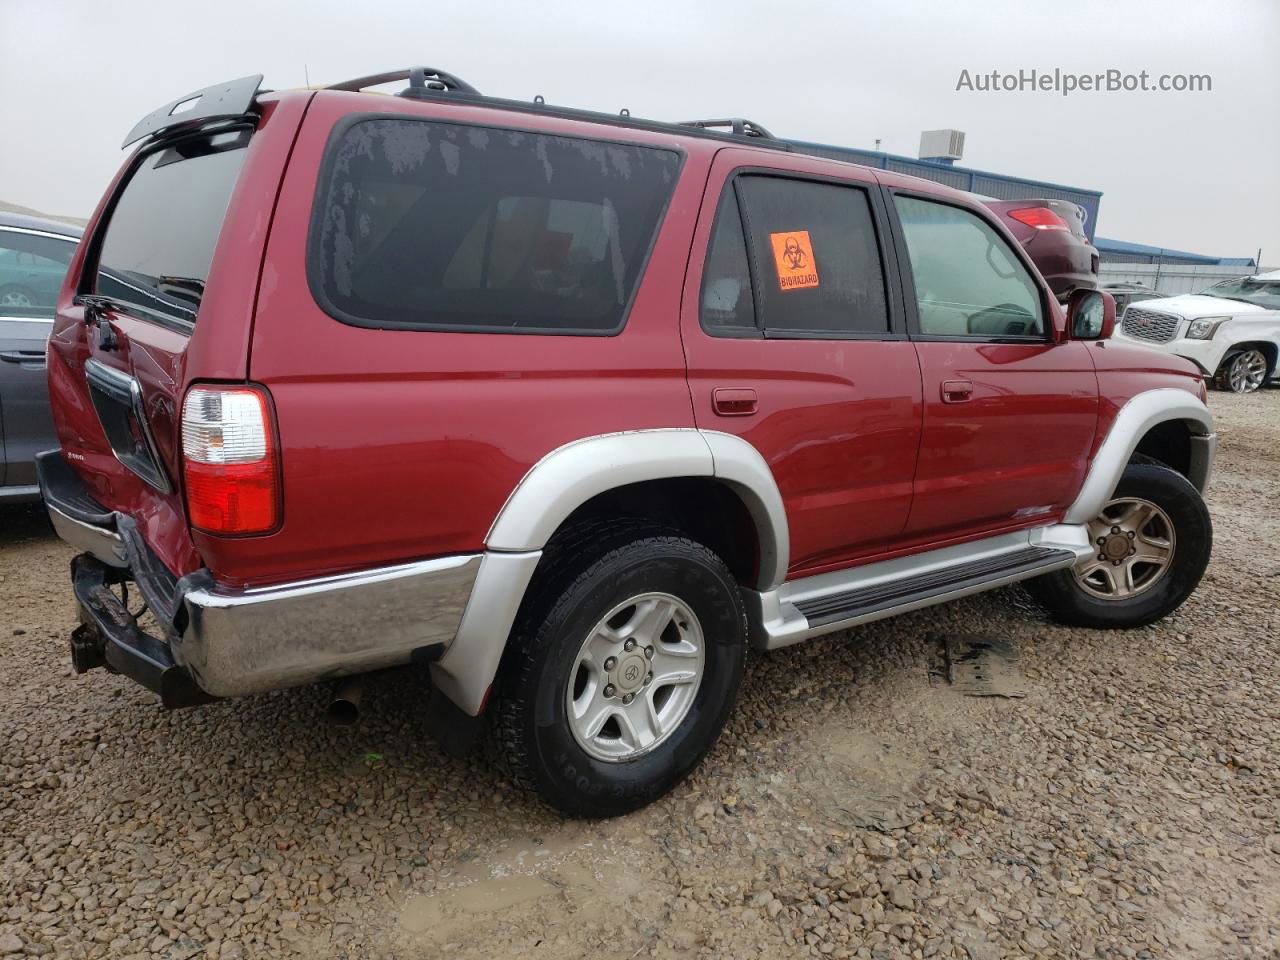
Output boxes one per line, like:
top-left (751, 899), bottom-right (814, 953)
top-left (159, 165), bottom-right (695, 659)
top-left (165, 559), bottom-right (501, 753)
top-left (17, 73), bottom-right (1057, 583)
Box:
top-left (1214, 348), bottom-right (1269, 394)
top-left (1027, 461), bottom-right (1211, 628)
top-left (496, 527), bottom-right (747, 817)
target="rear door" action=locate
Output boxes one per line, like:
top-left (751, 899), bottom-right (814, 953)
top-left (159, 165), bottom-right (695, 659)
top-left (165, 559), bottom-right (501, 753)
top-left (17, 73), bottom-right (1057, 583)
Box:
top-left (681, 150), bottom-right (924, 577)
top-left (45, 95), bottom-right (308, 577)
top-left (0, 227), bottom-right (74, 488)
top-left (887, 190), bottom-right (1098, 540)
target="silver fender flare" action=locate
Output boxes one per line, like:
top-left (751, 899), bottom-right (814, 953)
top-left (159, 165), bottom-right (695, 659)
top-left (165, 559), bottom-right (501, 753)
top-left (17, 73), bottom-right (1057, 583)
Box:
top-left (432, 429), bottom-right (789, 715)
top-left (1064, 388), bottom-right (1215, 524)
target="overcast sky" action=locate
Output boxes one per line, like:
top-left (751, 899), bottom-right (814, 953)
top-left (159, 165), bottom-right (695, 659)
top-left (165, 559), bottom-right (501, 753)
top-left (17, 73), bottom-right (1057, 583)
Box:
top-left (2, 0), bottom-right (1277, 262)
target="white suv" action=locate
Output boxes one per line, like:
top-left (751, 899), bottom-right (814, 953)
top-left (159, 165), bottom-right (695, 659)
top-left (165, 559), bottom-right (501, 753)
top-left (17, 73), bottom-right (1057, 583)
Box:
top-left (1111, 270), bottom-right (1280, 394)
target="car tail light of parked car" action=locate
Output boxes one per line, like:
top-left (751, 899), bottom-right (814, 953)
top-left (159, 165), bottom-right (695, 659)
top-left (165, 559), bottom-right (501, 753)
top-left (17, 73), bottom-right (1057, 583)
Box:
top-left (1007, 206), bottom-right (1070, 231)
top-left (181, 386), bottom-right (279, 534)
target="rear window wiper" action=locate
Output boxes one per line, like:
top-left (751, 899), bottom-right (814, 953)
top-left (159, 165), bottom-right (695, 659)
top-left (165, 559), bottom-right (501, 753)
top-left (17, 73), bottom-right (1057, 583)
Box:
top-left (73, 294), bottom-right (128, 350)
top-left (156, 276), bottom-right (206, 308)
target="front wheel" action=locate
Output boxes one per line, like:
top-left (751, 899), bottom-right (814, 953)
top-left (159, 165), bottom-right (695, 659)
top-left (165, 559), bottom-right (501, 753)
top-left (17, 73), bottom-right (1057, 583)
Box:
top-left (1215, 348), bottom-right (1269, 394)
top-left (496, 529), bottom-right (747, 817)
top-left (1027, 461), bottom-right (1211, 628)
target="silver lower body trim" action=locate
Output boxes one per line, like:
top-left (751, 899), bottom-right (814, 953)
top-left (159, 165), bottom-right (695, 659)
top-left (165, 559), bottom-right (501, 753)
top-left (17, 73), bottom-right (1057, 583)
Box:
top-left (431, 550), bottom-right (543, 716)
top-left (0, 484), bottom-right (42, 503)
top-left (177, 555), bottom-right (483, 697)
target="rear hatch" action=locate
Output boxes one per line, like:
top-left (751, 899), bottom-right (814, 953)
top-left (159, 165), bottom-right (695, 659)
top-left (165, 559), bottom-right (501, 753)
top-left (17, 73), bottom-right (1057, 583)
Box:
top-left (46, 86), bottom-right (306, 578)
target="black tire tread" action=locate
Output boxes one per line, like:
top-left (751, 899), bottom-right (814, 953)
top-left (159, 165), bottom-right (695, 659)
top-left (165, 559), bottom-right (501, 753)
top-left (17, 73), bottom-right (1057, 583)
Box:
top-left (493, 518), bottom-right (718, 802)
top-left (1026, 460), bottom-right (1211, 628)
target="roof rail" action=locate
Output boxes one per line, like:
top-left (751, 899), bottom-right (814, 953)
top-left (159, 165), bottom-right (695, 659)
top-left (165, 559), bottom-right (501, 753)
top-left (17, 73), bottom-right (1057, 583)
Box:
top-left (327, 67), bottom-right (481, 98)
top-left (122, 74), bottom-right (264, 149)
top-left (679, 118), bottom-right (776, 140)
top-left (316, 68), bottom-right (792, 153)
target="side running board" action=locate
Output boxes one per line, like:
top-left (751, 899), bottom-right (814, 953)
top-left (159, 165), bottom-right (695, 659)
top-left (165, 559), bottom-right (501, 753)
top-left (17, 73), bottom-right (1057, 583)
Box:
top-left (795, 546), bottom-right (1067, 628)
top-left (747, 527), bottom-right (1090, 650)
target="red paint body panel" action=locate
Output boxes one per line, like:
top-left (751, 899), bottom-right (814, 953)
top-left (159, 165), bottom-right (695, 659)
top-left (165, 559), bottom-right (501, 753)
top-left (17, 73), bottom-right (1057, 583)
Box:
top-left (679, 149), bottom-right (924, 577)
top-left (1085, 339), bottom-right (1205, 455)
top-left (44, 85), bottom-right (1210, 593)
top-left (46, 95), bottom-right (310, 578)
top-left (905, 341), bottom-right (1098, 538)
top-left (217, 93), bottom-right (710, 584)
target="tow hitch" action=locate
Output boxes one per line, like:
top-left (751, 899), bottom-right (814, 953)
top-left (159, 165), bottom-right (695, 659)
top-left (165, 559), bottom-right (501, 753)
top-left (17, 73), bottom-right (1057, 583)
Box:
top-left (69, 555), bottom-right (214, 710)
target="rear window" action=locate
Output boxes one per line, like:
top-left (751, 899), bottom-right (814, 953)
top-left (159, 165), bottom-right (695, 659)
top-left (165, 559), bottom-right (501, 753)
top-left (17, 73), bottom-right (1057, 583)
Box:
top-left (94, 129), bottom-right (249, 325)
top-left (309, 118), bottom-right (682, 334)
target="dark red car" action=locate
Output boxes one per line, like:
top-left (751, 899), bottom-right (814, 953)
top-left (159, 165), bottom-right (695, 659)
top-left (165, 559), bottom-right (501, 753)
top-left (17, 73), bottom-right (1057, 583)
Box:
top-left (40, 69), bottom-right (1214, 816)
top-left (981, 197), bottom-right (1099, 300)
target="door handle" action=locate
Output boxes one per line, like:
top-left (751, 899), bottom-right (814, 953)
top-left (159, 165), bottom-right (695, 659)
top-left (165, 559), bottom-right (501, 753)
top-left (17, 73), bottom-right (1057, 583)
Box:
top-left (941, 379), bottom-right (973, 403)
top-left (712, 387), bottom-right (758, 417)
top-left (0, 349), bottom-right (46, 367)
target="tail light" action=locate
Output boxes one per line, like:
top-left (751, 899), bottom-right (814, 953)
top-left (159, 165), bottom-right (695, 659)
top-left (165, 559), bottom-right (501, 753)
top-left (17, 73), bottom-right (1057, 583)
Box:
top-left (181, 386), bottom-right (280, 534)
top-left (1008, 207), bottom-right (1069, 231)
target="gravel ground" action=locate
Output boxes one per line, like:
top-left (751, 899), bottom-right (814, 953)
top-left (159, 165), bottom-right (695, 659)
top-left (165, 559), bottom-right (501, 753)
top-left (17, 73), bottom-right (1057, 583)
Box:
top-left (1, 390), bottom-right (1277, 960)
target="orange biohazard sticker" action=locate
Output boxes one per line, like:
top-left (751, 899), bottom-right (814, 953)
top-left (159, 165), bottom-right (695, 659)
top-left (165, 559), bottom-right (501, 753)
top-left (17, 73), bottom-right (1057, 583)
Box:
top-left (769, 230), bottom-right (820, 291)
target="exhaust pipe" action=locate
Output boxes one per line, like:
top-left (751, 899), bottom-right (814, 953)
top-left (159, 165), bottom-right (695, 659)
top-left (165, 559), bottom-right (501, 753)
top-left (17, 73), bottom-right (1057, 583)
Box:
top-left (327, 676), bottom-right (364, 726)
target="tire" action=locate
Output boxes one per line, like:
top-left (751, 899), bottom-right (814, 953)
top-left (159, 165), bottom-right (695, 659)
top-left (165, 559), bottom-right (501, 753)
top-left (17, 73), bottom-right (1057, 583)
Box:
top-left (1213, 348), bottom-right (1269, 394)
top-left (495, 523), bottom-right (747, 817)
top-left (1026, 461), bottom-right (1211, 628)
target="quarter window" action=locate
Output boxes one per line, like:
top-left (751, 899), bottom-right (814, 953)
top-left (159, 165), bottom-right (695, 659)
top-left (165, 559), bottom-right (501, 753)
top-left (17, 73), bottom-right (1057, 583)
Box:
top-left (894, 196), bottom-right (1044, 338)
top-left (309, 119), bottom-right (681, 334)
top-left (699, 187), bottom-right (757, 334)
top-left (736, 176), bottom-right (890, 337)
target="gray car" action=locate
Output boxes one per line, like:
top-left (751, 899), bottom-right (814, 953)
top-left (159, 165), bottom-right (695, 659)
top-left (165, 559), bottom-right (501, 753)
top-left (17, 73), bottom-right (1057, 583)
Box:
top-left (1, 213), bottom-right (78, 502)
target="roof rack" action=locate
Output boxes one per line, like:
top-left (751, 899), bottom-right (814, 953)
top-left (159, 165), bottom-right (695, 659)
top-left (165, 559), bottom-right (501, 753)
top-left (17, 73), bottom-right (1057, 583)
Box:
top-left (679, 118), bottom-right (776, 140)
top-left (327, 67), bottom-right (481, 98)
top-left (122, 74), bottom-right (264, 149)
top-left (322, 67), bottom-right (793, 153)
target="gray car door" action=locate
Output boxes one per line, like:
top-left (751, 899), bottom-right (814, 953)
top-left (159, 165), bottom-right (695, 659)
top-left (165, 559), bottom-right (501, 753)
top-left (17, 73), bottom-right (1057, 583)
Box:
top-left (0, 227), bottom-right (75, 492)
top-left (0, 317), bottom-right (55, 488)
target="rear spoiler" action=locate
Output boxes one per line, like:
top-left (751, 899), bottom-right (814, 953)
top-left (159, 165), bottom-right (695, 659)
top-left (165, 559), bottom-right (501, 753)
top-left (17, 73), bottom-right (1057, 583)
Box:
top-left (121, 74), bottom-right (264, 149)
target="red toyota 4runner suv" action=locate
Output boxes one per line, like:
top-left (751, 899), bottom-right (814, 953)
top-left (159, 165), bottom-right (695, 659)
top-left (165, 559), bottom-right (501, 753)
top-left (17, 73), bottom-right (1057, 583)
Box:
top-left (40, 70), bottom-right (1215, 816)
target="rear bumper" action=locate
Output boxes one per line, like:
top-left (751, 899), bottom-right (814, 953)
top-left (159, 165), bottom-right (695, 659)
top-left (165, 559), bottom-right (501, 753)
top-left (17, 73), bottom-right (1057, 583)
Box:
top-left (38, 450), bottom-right (485, 703)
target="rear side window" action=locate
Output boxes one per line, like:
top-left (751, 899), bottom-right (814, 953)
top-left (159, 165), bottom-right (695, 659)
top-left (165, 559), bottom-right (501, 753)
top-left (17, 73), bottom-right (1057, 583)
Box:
top-left (309, 118), bottom-right (682, 334)
top-left (894, 196), bottom-right (1044, 339)
top-left (736, 176), bottom-right (890, 337)
top-left (94, 129), bottom-right (249, 326)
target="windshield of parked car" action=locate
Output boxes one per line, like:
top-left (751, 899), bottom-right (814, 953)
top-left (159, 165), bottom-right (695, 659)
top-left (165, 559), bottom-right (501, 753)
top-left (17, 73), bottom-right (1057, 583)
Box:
top-left (1200, 277), bottom-right (1280, 309)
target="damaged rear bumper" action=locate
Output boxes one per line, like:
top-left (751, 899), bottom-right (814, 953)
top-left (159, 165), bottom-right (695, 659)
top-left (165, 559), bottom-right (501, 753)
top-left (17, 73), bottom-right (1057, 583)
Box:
top-left (38, 450), bottom-right (484, 704)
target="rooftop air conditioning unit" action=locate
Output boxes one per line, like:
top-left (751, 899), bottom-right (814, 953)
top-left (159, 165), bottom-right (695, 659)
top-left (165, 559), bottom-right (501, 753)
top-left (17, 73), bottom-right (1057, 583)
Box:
top-left (919, 129), bottom-right (965, 164)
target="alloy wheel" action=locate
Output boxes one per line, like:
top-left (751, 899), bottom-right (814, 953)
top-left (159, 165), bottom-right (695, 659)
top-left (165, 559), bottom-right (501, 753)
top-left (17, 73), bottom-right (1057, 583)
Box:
top-left (565, 592), bottom-right (705, 762)
top-left (1227, 349), bottom-right (1267, 393)
top-left (0, 289), bottom-right (33, 307)
top-left (1073, 497), bottom-right (1176, 599)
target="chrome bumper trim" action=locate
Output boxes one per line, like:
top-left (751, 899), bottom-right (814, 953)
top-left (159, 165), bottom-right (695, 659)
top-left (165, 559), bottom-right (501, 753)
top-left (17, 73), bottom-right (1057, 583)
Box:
top-left (176, 554), bottom-right (483, 697)
top-left (45, 499), bottom-right (129, 568)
